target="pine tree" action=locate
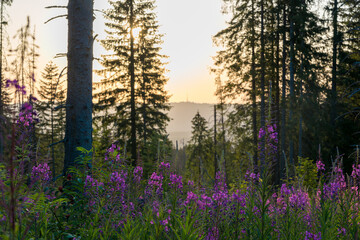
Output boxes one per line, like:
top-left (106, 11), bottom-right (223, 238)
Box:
top-left (96, 0), bottom-right (170, 167)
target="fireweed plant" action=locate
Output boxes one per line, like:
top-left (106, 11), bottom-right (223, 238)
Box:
top-left (1, 98), bottom-right (360, 239)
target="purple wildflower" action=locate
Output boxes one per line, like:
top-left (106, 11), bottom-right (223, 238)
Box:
top-left (110, 171), bottom-right (127, 193)
top-left (337, 228), bottom-right (346, 237)
top-left (184, 191), bottom-right (198, 206)
top-left (31, 163), bottom-right (51, 182)
top-left (159, 161), bottom-right (170, 172)
top-left (258, 127), bottom-right (265, 139)
top-left (169, 173), bottom-right (183, 189)
top-left (133, 166), bottom-right (143, 183)
top-left (316, 160), bottom-right (325, 172)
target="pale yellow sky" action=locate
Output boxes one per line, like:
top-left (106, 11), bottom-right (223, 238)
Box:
top-left (6, 0), bottom-right (226, 103)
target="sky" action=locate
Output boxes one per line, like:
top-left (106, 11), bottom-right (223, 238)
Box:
top-left (5, 0), bottom-right (227, 103)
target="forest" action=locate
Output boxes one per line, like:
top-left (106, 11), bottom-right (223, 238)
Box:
top-left (0, 0), bottom-right (359, 239)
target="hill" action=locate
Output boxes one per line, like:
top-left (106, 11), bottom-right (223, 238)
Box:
top-left (166, 102), bottom-right (215, 145)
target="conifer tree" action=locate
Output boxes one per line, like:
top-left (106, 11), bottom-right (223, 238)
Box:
top-left (96, 0), bottom-right (170, 168)
top-left (37, 61), bottom-right (66, 138)
top-left (97, 0), bottom-right (170, 167)
top-left (187, 112), bottom-right (211, 185)
top-left (37, 61), bottom-right (66, 177)
top-left (213, 0), bottom-right (261, 170)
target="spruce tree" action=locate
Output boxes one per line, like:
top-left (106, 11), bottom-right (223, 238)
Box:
top-left (187, 112), bottom-right (211, 186)
top-left (37, 61), bottom-right (66, 177)
top-left (37, 62), bottom-right (65, 134)
top-left (97, 0), bottom-right (170, 167)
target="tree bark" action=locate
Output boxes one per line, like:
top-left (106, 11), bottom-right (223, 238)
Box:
top-left (64, 0), bottom-right (93, 172)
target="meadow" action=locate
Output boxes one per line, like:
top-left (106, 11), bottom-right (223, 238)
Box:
top-left (0, 101), bottom-right (359, 240)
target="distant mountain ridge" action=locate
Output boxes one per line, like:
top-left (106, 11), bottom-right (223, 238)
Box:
top-left (166, 102), bottom-right (215, 145)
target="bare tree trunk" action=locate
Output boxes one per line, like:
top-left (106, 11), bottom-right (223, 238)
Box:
top-left (64, 0), bottom-right (93, 172)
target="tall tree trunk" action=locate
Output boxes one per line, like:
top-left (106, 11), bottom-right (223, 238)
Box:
top-left (275, 0), bottom-right (281, 184)
top-left (260, 0), bottom-right (266, 175)
top-left (251, 0), bottom-right (258, 171)
top-left (269, 0), bottom-right (277, 184)
top-left (280, 3), bottom-right (287, 180)
top-left (298, 2), bottom-right (305, 159)
top-left (289, 2), bottom-right (295, 168)
top-left (331, 0), bottom-right (338, 132)
top-left (129, 0), bottom-right (137, 166)
top-left (64, 0), bottom-right (93, 172)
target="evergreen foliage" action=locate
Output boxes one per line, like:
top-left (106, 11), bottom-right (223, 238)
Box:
top-left (36, 61), bottom-right (66, 177)
top-left (95, 0), bottom-right (171, 169)
top-left (186, 112), bottom-right (212, 185)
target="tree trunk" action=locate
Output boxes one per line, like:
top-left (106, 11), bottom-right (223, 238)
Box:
top-left (331, 0), bottom-right (338, 130)
top-left (64, 0), bottom-right (93, 172)
top-left (251, 0), bottom-right (258, 171)
top-left (280, 4), bottom-right (287, 180)
top-left (298, 2), bottom-right (305, 159)
top-left (275, 0), bottom-right (281, 184)
top-left (289, 2), bottom-right (295, 168)
top-left (260, 0), bottom-right (266, 175)
top-left (129, 0), bottom-right (137, 166)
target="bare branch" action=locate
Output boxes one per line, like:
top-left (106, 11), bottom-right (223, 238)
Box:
top-left (44, 14), bottom-right (67, 24)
